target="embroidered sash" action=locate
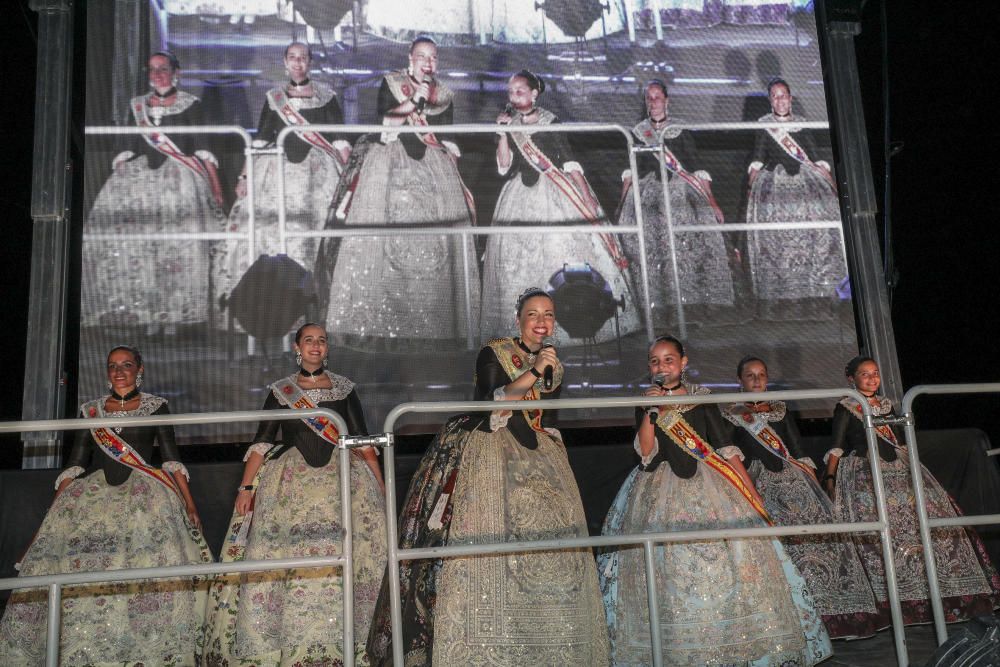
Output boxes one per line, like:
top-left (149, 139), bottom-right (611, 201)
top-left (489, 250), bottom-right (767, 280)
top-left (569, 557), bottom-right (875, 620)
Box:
top-left (656, 408), bottom-right (771, 523)
top-left (764, 120), bottom-right (836, 189)
top-left (131, 95), bottom-right (212, 183)
top-left (841, 397), bottom-right (903, 451)
top-left (723, 403), bottom-right (814, 476)
top-left (509, 122), bottom-right (629, 269)
top-left (81, 399), bottom-right (182, 502)
top-left (486, 338), bottom-right (563, 434)
top-left (221, 444), bottom-right (281, 555)
top-left (659, 145), bottom-right (725, 224)
top-left (267, 87), bottom-right (347, 166)
top-left (270, 376), bottom-right (341, 446)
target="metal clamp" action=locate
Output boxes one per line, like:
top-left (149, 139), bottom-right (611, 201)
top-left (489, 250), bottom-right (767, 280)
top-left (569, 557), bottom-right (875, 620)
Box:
top-left (872, 414), bottom-right (914, 427)
top-left (341, 433), bottom-right (393, 450)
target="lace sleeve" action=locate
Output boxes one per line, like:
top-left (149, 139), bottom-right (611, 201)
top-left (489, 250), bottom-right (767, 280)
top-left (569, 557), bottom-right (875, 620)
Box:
top-left (54, 466), bottom-right (85, 489)
top-left (633, 429), bottom-right (659, 467)
top-left (489, 387), bottom-right (513, 431)
top-left (162, 460), bottom-right (190, 480)
top-left (717, 445), bottom-right (744, 461)
top-left (244, 442), bottom-right (274, 461)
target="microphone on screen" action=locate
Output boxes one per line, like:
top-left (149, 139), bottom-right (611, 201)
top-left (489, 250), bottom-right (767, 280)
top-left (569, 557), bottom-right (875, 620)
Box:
top-left (414, 72), bottom-right (428, 113)
top-left (503, 103), bottom-right (514, 117)
top-left (542, 343), bottom-right (555, 391)
top-left (652, 373), bottom-right (667, 388)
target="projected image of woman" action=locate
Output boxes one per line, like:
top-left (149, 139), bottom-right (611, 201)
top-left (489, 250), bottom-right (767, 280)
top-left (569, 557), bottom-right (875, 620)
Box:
top-left (619, 79), bottom-right (735, 330)
top-left (316, 36), bottom-right (479, 350)
top-left (823, 356), bottom-right (1000, 625)
top-left (202, 323), bottom-right (386, 665)
top-left (82, 51), bottom-right (224, 330)
top-left (745, 78), bottom-right (845, 320)
top-left (0, 346), bottom-right (211, 664)
top-left (598, 336), bottom-right (832, 666)
top-left (480, 70), bottom-right (638, 344)
top-left (212, 42), bottom-right (351, 320)
top-left (367, 288), bottom-right (609, 666)
top-left (724, 355), bottom-right (882, 638)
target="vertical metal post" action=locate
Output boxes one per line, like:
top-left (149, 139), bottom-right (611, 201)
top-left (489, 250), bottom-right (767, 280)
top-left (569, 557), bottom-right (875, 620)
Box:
top-left (277, 144), bottom-right (288, 255)
top-left (460, 230), bottom-right (475, 350)
top-left (902, 413), bottom-right (949, 643)
top-left (816, 11), bottom-right (903, 403)
top-left (623, 0), bottom-right (637, 43)
top-left (45, 582), bottom-right (62, 667)
top-left (339, 438), bottom-right (356, 667)
top-left (643, 540), bottom-right (664, 667)
top-left (861, 410), bottom-right (908, 667)
top-left (22, 0), bottom-right (75, 469)
top-left (652, 1), bottom-right (664, 42)
top-left (383, 432), bottom-right (405, 667)
top-left (656, 139), bottom-right (687, 340)
top-left (627, 141), bottom-right (656, 342)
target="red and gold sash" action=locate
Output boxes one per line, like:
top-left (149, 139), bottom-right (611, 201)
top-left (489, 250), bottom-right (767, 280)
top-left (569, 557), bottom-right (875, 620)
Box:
top-left (509, 121), bottom-right (629, 269)
top-left (723, 403), bottom-right (814, 476)
top-left (81, 398), bottom-right (182, 502)
top-left (131, 94), bottom-right (212, 183)
top-left (656, 408), bottom-right (771, 523)
top-left (270, 376), bottom-right (341, 446)
top-left (659, 145), bottom-right (725, 224)
top-left (764, 119), bottom-right (836, 190)
top-left (841, 397), bottom-right (903, 451)
top-left (267, 87), bottom-right (347, 167)
top-left (486, 338), bottom-right (563, 434)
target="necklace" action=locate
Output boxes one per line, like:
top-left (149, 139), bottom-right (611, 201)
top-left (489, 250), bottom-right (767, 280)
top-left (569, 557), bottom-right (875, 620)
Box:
top-left (299, 366), bottom-right (324, 379)
top-left (151, 87), bottom-right (177, 99)
top-left (288, 77), bottom-right (311, 88)
top-left (515, 337), bottom-right (541, 362)
top-left (662, 381), bottom-right (684, 395)
top-left (649, 115), bottom-right (667, 126)
top-left (109, 387), bottom-right (140, 409)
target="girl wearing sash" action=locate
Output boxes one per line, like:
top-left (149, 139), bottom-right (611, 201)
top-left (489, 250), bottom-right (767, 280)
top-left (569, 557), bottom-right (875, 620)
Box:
top-left (619, 80), bottom-right (735, 329)
top-left (725, 355), bottom-right (881, 639)
top-left (480, 70), bottom-right (638, 344)
top-left (745, 78), bottom-right (845, 321)
top-left (202, 323), bottom-right (386, 665)
top-left (82, 51), bottom-right (223, 330)
top-left (823, 356), bottom-right (999, 625)
top-left (0, 346), bottom-right (211, 665)
top-left (316, 36), bottom-right (479, 350)
top-left (366, 288), bottom-right (609, 666)
top-left (599, 336), bottom-right (831, 666)
top-left (212, 42), bottom-right (351, 320)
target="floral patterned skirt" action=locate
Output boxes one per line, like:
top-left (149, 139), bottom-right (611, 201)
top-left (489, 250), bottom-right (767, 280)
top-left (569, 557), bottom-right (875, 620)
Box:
top-left (599, 463), bottom-right (832, 667)
top-left (834, 454), bottom-right (1000, 624)
top-left (0, 471), bottom-right (211, 666)
top-left (202, 446), bottom-right (387, 666)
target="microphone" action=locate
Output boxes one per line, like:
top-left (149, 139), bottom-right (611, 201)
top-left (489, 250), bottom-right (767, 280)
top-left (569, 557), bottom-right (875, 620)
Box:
top-left (652, 373), bottom-right (667, 388)
top-left (502, 102), bottom-right (514, 116)
top-left (542, 343), bottom-right (555, 390)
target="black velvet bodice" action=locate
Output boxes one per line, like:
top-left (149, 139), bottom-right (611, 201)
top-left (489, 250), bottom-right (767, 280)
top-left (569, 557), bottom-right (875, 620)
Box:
top-left (831, 402), bottom-right (904, 463)
top-left (637, 402), bottom-right (735, 478)
top-left (500, 112), bottom-right (575, 188)
top-left (376, 78), bottom-right (454, 161)
top-left (632, 128), bottom-right (703, 182)
top-left (123, 96), bottom-right (209, 170)
top-left (251, 385), bottom-right (369, 468)
top-left (255, 89), bottom-right (347, 164)
top-left (731, 412), bottom-right (806, 473)
top-left (749, 124), bottom-right (830, 176)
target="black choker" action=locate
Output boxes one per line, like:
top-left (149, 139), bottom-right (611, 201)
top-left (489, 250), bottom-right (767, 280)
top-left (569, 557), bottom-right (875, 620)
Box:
top-left (109, 387), bottom-right (140, 408)
top-left (649, 115), bottom-right (667, 124)
top-left (299, 366), bottom-right (324, 378)
top-left (152, 87), bottom-right (177, 99)
top-left (288, 78), bottom-right (311, 88)
top-left (515, 337), bottom-right (541, 356)
top-left (661, 381), bottom-right (683, 394)
top-left (774, 111), bottom-right (792, 118)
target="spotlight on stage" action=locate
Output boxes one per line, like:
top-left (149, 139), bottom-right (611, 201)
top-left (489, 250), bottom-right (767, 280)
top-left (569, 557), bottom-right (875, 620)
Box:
top-left (546, 262), bottom-right (622, 339)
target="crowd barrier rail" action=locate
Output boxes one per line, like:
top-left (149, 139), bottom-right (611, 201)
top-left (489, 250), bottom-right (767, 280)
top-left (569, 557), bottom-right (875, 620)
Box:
top-left (380, 388), bottom-right (909, 667)
top-left (0, 408), bottom-right (360, 667)
top-left (901, 382), bottom-right (1000, 645)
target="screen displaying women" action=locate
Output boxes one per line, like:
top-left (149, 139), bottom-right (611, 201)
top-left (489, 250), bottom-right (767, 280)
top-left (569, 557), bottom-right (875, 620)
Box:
top-left (824, 356), bottom-right (1000, 624)
top-left (367, 287), bottom-right (609, 666)
top-left (82, 51), bottom-right (224, 331)
top-left (480, 69), bottom-right (638, 344)
top-left (599, 336), bottom-right (831, 666)
top-left (213, 42), bottom-right (351, 321)
top-left (316, 36), bottom-right (480, 351)
top-left (745, 78), bottom-right (845, 321)
top-left (724, 355), bottom-right (881, 638)
top-left (202, 323), bottom-right (386, 664)
top-left (0, 346), bottom-right (211, 664)
top-left (620, 80), bottom-right (735, 329)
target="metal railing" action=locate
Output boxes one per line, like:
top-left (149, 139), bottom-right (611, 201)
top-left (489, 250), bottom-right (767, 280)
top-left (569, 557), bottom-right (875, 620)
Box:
top-left (0, 408), bottom-right (359, 667)
top-left (901, 383), bottom-right (1000, 645)
top-left (380, 388), bottom-right (909, 667)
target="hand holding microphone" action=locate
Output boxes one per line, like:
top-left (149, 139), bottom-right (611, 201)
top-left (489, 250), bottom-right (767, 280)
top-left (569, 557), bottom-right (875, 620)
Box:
top-left (532, 344), bottom-right (558, 392)
top-left (413, 72), bottom-right (431, 113)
